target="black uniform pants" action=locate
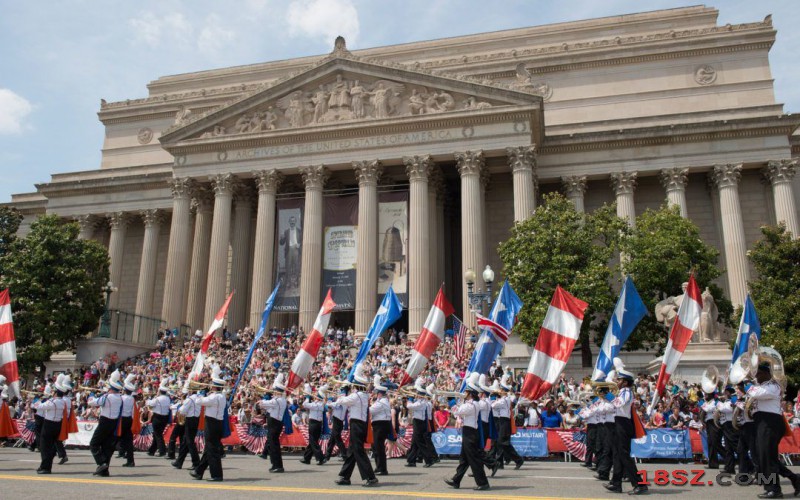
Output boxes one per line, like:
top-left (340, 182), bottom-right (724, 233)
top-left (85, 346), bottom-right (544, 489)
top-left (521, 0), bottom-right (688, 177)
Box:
top-left (118, 416), bottom-right (134, 463)
top-left (451, 426), bottom-right (489, 488)
top-left (38, 419), bottom-right (61, 472)
top-left (31, 414), bottom-right (43, 451)
top-left (597, 422), bottom-right (615, 477)
top-left (175, 416), bottom-right (200, 468)
top-left (737, 421), bottom-right (755, 475)
top-left (148, 414), bottom-right (168, 455)
top-left (406, 418), bottom-right (433, 465)
top-left (194, 416), bottom-right (223, 480)
top-left (338, 418), bottom-right (376, 481)
top-left (325, 416), bottom-right (346, 459)
top-left (754, 412), bottom-right (795, 494)
top-left (495, 417), bottom-right (522, 465)
top-left (611, 417), bottom-right (640, 489)
top-left (303, 419), bottom-right (325, 462)
top-left (267, 416), bottom-right (284, 469)
top-left (168, 422), bottom-right (185, 458)
top-left (90, 416), bottom-right (118, 466)
top-left (55, 438), bottom-right (67, 459)
top-left (706, 420), bottom-right (722, 468)
top-left (721, 421), bottom-right (739, 473)
top-left (371, 420), bottom-right (391, 473)
top-left (584, 423), bottom-right (597, 466)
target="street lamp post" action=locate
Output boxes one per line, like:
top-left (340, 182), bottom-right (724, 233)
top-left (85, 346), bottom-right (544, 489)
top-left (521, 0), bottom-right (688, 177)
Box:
top-left (464, 265), bottom-right (495, 316)
top-left (98, 280), bottom-right (118, 338)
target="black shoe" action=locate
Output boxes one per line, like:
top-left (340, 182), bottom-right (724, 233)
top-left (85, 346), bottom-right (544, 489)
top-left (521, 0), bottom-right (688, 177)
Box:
top-left (189, 471), bottom-right (203, 480)
top-left (259, 454), bottom-right (268, 460)
top-left (270, 467), bottom-right (284, 473)
top-left (474, 484), bottom-right (490, 491)
top-left (98, 470), bottom-right (110, 477)
top-left (335, 477), bottom-right (351, 486)
top-left (590, 465), bottom-right (598, 471)
top-left (515, 461), bottom-right (524, 470)
top-left (581, 463), bottom-right (591, 468)
top-left (708, 465), bottom-right (719, 469)
top-left (171, 461), bottom-right (182, 469)
top-left (423, 463), bottom-right (433, 468)
top-left (207, 477), bottom-right (223, 482)
top-left (28, 445), bottom-right (35, 452)
top-left (491, 461), bottom-right (500, 477)
top-left (316, 459), bottom-right (327, 465)
top-left (363, 478), bottom-right (379, 487)
top-left (122, 461), bottom-right (135, 467)
top-left (299, 459), bottom-right (311, 464)
top-left (116, 453), bottom-right (125, 459)
top-left (146, 451), bottom-right (155, 457)
top-left (595, 474), bottom-right (610, 481)
top-left (157, 453), bottom-right (166, 457)
top-left (36, 469), bottom-right (51, 475)
top-left (377, 471), bottom-right (388, 476)
top-left (167, 455), bottom-right (176, 460)
top-left (792, 476), bottom-right (800, 497)
top-left (59, 456), bottom-right (68, 465)
top-left (628, 486), bottom-right (648, 495)
top-left (605, 484), bottom-right (623, 493)
top-left (444, 479), bottom-right (459, 489)
top-left (757, 493), bottom-right (783, 499)
top-left (405, 463), bottom-right (416, 467)
top-left (93, 463), bottom-right (109, 476)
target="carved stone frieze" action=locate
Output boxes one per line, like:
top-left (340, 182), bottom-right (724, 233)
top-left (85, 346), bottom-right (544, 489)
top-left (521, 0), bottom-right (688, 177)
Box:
top-left (694, 65), bottom-right (717, 85)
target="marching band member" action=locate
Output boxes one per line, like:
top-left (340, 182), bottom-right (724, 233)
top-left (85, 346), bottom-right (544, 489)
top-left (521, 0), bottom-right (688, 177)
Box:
top-left (53, 374), bottom-right (71, 465)
top-left (424, 383), bottom-right (440, 464)
top-left (580, 395), bottom-right (599, 469)
top-left (701, 388), bottom-right (722, 469)
top-left (335, 365), bottom-right (378, 487)
top-left (29, 381), bottom-right (51, 452)
top-left (370, 375), bottom-right (392, 476)
top-left (405, 378), bottom-right (434, 468)
top-left (0, 375), bottom-right (16, 441)
top-left (35, 377), bottom-right (67, 474)
top-left (173, 383), bottom-right (202, 470)
top-left (593, 386), bottom-right (616, 482)
top-left (490, 378), bottom-right (523, 471)
top-left (444, 374), bottom-right (490, 491)
top-left (717, 386), bottom-right (739, 474)
top-left (326, 385), bottom-right (349, 461)
top-left (734, 383), bottom-right (755, 476)
top-left (477, 375), bottom-right (500, 476)
top-left (604, 360), bottom-right (647, 495)
top-left (258, 372), bottom-right (288, 473)
top-left (87, 369), bottom-right (124, 477)
top-left (167, 390), bottom-right (186, 461)
top-left (190, 366), bottom-right (227, 482)
top-left (146, 377), bottom-right (172, 457)
top-left (299, 383), bottom-right (327, 465)
top-left (119, 374), bottom-right (137, 467)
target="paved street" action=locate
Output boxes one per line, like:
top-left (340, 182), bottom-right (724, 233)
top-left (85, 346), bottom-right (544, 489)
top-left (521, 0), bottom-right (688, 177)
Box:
top-left (1, 448), bottom-right (796, 499)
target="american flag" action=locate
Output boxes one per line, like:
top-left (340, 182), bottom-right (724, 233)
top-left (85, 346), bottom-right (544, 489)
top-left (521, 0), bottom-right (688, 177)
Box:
top-left (453, 316), bottom-right (467, 361)
top-left (556, 429), bottom-right (587, 461)
top-left (475, 314), bottom-right (510, 343)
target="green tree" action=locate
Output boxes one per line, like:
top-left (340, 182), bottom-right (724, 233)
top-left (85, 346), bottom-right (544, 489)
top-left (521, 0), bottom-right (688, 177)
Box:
top-left (0, 215), bottom-right (110, 370)
top-left (0, 206), bottom-right (23, 262)
top-left (498, 192), bottom-right (628, 366)
top-left (620, 204), bottom-right (733, 350)
top-left (747, 224), bottom-right (800, 385)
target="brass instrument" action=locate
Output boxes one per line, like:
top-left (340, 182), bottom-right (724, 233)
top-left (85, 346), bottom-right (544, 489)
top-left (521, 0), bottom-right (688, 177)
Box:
top-left (20, 389), bottom-right (42, 396)
top-left (729, 334), bottom-right (759, 385)
top-left (251, 384), bottom-right (274, 396)
top-left (732, 402), bottom-right (744, 430)
top-left (434, 390), bottom-right (467, 399)
top-left (742, 345), bottom-right (787, 420)
top-left (590, 380), bottom-right (619, 397)
top-left (76, 385), bottom-right (101, 392)
top-left (712, 407), bottom-right (721, 427)
top-left (175, 411), bottom-right (187, 425)
top-left (701, 365), bottom-right (720, 395)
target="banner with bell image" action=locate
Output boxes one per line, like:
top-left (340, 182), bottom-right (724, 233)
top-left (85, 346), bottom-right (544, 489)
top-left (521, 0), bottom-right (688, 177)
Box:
top-left (274, 198), bottom-right (304, 312)
top-left (377, 191), bottom-right (408, 307)
top-left (322, 195), bottom-right (358, 310)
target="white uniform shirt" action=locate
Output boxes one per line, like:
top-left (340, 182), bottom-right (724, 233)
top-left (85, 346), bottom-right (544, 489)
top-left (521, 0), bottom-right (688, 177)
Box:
top-left (370, 396), bottom-right (391, 422)
top-left (598, 400), bottom-right (616, 423)
top-left (179, 394), bottom-right (203, 418)
top-left (258, 395), bottom-right (288, 421)
top-left (580, 401), bottom-right (597, 424)
top-left (198, 392), bottom-right (226, 420)
top-left (717, 400), bottom-right (734, 424)
top-left (40, 397), bottom-right (66, 422)
top-left (735, 399), bottom-right (753, 424)
top-left (701, 400), bottom-right (718, 422)
top-left (339, 391), bottom-right (369, 422)
top-left (331, 397), bottom-right (347, 420)
top-left (612, 387), bottom-right (633, 418)
top-left (747, 380), bottom-right (782, 415)
top-left (491, 396), bottom-right (512, 418)
top-left (477, 398), bottom-right (490, 423)
top-left (147, 393), bottom-right (171, 416)
top-left (406, 399), bottom-right (429, 421)
top-left (454, 400), bottom-right (479, 428)
top-left (303, 400), bottom-right (324, 422)
top-left (62, 395), bottom-right (72, 418)
top-left (120, 394), bottom-right (135, 418)
top-left (88, 392), bottom-right (123, 419)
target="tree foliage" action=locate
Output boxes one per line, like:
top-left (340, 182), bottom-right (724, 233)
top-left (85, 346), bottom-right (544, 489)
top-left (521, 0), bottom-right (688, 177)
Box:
top-left (620, 204), bottom-right (733, 350)
top-left (0, 215), bottom-right (110, 370)
top-left (498, 193), bottom-right (628, 364)
top-left (0, 206), bottom-right (23, 263)
top-left (747, 224), bottom-right (800, 385)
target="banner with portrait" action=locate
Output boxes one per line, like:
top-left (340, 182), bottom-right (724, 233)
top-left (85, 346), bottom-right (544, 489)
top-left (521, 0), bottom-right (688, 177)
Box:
top-left (274, 198), bottom-right (304, 312)
top-left (378, 191), bottom-right (408, 307)
top-left (323, 195), bottom-right (359, 310)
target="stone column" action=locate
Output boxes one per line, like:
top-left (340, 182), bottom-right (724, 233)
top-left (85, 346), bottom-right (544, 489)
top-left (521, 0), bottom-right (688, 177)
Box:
top-left (161, 177), bottom-right (195, 328)
top-left (229, 185), bottom-right (255, 330)
top-left (428, 167), bottom-right (443, 299)
top-left (106, 212), bottom-right (130, 310)
top-left (298, 165), bottom-right (329, 333)
top-left (353, 160), bottom-right (382, 337)
top-left (561, 175), bottom-right (587, 213)
top-left (204, 173), bottom-right (237, 324)
top-left (75, 215), bottom-right (98, 240)
top-left (660, 167), bottom-right (689, 218)
top-left (507, 145), bottom-right (537, 222)
top-left (404, 155), bottom-right (432, 337)
top-left (249, 170), bottom-right (283, 328)
top-left (764, 159), bottom-right (799, 237)
top-left (455, 150), bottom-right (486, 328)
top-left (186, 190), bottom-right (213, 331)
top-left (710, 164), bottom-right (749, 305)
top-left (610, 172), bottom-right (638, 227)
top-left (133, 209), bottom-right (164, 341)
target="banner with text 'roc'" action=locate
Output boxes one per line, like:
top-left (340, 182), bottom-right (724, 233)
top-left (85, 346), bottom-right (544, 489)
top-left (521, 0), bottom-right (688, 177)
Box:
top-left (323, 195), bottom-right (358, 309)
top-left (274, 198), bottom-right (304, 312)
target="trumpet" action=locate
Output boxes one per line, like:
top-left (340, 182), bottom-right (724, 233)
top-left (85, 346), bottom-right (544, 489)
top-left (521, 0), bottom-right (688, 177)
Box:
top-left (20, 389), bottom-right (43, 396)
top-left (76, 385), bottom-right (101, 392)
top-left (434, 390), bottom-right (467, 400)
top-left (590, 380), bottom-right (619, 396)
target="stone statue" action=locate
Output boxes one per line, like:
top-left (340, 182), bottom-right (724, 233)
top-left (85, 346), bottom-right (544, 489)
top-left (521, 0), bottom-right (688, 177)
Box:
top-left (311, 85), bottom-right (329, 123)
top-left (174, 105), bottom-right (193, 126)
top-left (264, 106), bottom-right (278, 130)
top-left (349, 80), bottom-right (366, 119)
top-left (699, 287), bottom-right (719, 342)
top-left (248, 112), bottom-right (265, 132)
top-left (654, 281), bottom-right (688, 331)
top-left (328, 75), bottom-right (350, 110)
top-left (278, 91), bottom-right (307, 128)
top-left (511, 62), bottom-right (553, 100)
top-left (234, 114), bottom-right (251, 134)
top-left (368, 80), bottom-right (404, 119)
top-left (463, 96), bottom-right (492, 110)
top-left (408, 89), bottom-right (425, 115)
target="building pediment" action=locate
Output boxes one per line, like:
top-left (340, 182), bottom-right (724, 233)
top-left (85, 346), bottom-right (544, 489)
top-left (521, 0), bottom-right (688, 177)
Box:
top-left (159, 37), bottom-right (542, 149)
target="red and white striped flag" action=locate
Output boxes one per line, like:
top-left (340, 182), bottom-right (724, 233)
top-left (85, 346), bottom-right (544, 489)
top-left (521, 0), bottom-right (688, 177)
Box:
top-left (520, 286), bottom-right (588, 401)
top-left (0, 289), bottom-right (20, 400)
top-left (188, 291), bottom-right (235, 382)
top-left (399, 286), bottom-right (454, 387)
top-left (476, 314), bottom-right (510, 343)
top-left (287, 289), bottom-right (336, 391)
top-left (453, 316), bottom-right (467, 362)
top-left (652, 275), bottom-right (702, 402)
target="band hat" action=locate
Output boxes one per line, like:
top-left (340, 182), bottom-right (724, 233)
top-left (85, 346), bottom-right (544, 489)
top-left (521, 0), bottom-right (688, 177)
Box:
top-left (499, 373), bottom-right (512, 392)
top-left (317, 383), bottom-right (329, 400)
top-left (107, 370), bottom-right (124, 391)
top-left (613, 357), bottom-right (634, 381)
top-left (303, 383), bottom-right (315, 397)
top-left (123, 373), bottom-right (137, 392)
top-left (478, 374), bottom-right (492, 394)
top-left (466, 372), bottom-right (482, 393)
top-left (425, 382), bottom-right (436, 397)
top-left (158, 376), bottom-right (170, 393)
top-left (272, 372), bottom-right (287, 391)
top-left (54, 374), bottom-right (67, 393)
top-left (413, 377), bottom-right (427, 395)
top-left (61, 374), bottom-right (73, 392)
top-left (351, 363), bottom-right (369, 387)
top-left (372, 375), bottom-right (388, 393)
top-left (489, 380), bottom-right (504, 395)
top-left (211, 364), bottom-right (226, 387)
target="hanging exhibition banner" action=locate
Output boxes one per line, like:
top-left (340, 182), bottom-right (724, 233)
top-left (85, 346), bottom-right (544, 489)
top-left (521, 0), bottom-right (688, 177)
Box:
top-left (378, 191), bottom-right (408, 307)
top-left (274, 198), bottom-right (304, 312)
top-left (322, 195), bottom-right (359, 310)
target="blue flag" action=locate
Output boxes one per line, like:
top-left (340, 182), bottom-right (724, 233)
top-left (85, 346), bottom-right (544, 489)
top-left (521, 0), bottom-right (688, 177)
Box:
top-left (731, 294), bottom-right (761, 365)
top-left (349, 286), bottom-right (403, 382)
top-left (460, 280), bottom-right (523, 391)
top-left (228, 281), bottom-right (281, 405)
top-left (592, 276), bottom-right (647, 381)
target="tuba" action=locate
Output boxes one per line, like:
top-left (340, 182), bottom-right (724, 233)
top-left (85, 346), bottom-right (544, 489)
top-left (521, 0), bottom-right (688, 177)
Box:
top-left (729, 334), bottom-right (759, 385)
top-left (701, 365), bottom-right (720, 395)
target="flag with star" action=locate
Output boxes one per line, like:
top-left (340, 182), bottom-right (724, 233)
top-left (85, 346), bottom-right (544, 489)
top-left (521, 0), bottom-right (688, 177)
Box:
top-left (592, 276), bottom-right (647, 381)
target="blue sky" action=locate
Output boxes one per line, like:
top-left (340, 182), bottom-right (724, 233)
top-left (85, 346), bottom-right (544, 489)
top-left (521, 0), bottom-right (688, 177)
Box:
top-left (1, 1), bottom-right (798, 203)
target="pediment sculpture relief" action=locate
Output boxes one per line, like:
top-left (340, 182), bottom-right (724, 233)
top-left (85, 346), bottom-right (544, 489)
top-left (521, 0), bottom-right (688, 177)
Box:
top-left (196, 73), bottom-right (497, 139)
top-left (511, 63), bottom-right (553, 101)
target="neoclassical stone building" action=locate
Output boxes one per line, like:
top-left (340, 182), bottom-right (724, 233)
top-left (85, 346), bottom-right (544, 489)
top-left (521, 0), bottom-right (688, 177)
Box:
top-left (8, 7), bottom-right (800, 369)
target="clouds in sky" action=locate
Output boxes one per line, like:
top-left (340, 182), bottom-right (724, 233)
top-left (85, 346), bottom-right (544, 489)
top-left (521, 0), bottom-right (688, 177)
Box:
top-left (287, 0), bottom-right (360, 46)
top-left (0, 89), bottom-right (33, 135)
